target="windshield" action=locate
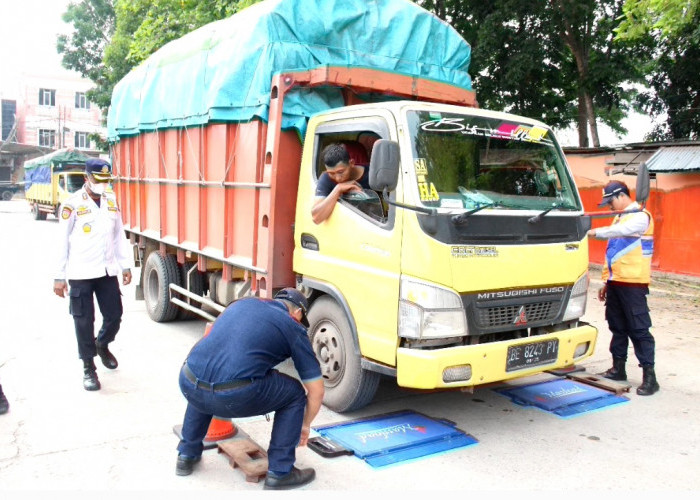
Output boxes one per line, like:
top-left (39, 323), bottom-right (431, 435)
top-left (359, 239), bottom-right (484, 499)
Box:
top-left (406, 110), bottom-right (580, 211)
top-left (66, 173), bottom-right (85, 193)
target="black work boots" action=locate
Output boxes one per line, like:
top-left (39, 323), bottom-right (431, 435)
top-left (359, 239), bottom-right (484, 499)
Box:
top-left (83, 359), bottom-right (101, 391)
top-left (601, 356), bottom-right (627, 381)
top-left (96, 343), bottom-right (118, 369)
top-left (637, 364), bottom-right (660, 396)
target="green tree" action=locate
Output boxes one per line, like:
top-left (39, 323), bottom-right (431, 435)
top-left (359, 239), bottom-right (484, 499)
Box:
top-left (59, 0), bottom-right (260, 115)
top-left (417, 0), bottom-right (649, 147)
top-left (616, 0), bottom-right (699, 140)
top-left (56, 0), bottom-right (116, 111)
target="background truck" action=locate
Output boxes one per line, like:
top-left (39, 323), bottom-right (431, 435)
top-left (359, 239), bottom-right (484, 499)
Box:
top-left (0, 166), bottom-right (19, 201)
top-left (23, 149), bottom-right (88, 220)
top-left (107, 0), bottom-right (597, 412)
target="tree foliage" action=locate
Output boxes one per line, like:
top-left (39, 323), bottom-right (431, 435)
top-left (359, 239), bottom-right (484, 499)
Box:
top-left (56, 0), bottom-right (116, 111)
top-left (616, 0), bottom-right (699, 140)
top-left (59, 0), bottom-right (696, 146)
top-left (418, 0), bottom-right (649, 147)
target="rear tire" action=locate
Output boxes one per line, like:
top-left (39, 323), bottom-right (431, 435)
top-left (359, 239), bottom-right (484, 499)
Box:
top-left (32, 203), bottom-right (46, 221)
top-left (307, 296), bottom-right (380, 413)
top-left (143, 251), bottom-right (181, 322)
top-left (1, 189), bottom-right (13, 201)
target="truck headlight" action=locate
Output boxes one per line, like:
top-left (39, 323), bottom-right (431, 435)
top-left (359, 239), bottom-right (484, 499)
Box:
top-left (562, 273), bottom-right (589, 321)
top-left (399, 277), bottom-right (467, 339)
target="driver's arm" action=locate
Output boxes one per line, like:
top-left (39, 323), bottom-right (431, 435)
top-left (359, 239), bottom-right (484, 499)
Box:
top-left (311, 181), bottom-right (361, 224)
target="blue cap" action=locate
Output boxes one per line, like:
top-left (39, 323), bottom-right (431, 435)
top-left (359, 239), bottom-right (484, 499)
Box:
top-left (598, 181), bottom-right (629, 207)
top-left (274, 288), bottom-right (309, 327)
top-left (85, 158), bottom-right (113, 181)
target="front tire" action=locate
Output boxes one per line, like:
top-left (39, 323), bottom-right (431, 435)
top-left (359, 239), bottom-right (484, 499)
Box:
top-left (307, 296), bottom-right (380, 413)
top-left (143, 251), bottom-right (181, 322)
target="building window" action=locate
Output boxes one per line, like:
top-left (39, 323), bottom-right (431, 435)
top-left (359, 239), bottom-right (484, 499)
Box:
top-left (75, 131), bottom-right (90, 149)
top-left (39, 89), bottom-right (56, 106)
top-left (75, 92), bottom-right (90, 110)
top-left (39, 129), bottom-right (56, 147)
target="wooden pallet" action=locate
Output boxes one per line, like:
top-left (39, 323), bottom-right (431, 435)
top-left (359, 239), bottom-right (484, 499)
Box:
top-left (218, 439), bottom-right (268, 483)
top-left (567, 372), bottom-right (631, 395)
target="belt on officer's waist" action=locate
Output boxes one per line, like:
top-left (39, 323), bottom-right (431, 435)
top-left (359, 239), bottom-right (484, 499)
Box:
top-left (182, 363), bottom-right (253, 391)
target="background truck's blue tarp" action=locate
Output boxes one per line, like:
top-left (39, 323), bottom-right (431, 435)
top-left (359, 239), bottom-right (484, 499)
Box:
top-left (23, 149), bottom-right (89, 191)
top-left (107, 0), bottom-right (473, 141)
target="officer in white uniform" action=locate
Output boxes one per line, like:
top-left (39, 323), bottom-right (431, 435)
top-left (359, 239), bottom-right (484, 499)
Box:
top-left (53, 158), bottom-right (134, 391)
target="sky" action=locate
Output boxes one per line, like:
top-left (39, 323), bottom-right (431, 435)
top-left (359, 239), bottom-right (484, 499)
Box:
top-left (0, 0), bottom-right (654, 147)
top-left (0, 0), bottom-right (77, 83)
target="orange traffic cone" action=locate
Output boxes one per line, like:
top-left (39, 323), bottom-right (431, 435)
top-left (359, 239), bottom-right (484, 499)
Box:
top-left (203, 416), bottom-right (237, 445)
top-left (203, 321), bottom-right (214, 337)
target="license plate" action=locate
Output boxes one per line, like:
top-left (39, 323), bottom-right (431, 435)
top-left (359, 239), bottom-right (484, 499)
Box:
top-left (506, 339), bottom-right (559, 372)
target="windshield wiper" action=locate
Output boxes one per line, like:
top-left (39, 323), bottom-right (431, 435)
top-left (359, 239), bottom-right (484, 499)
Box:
top-left (528, 203), bottom-right (573, 224)
top-left (451, 202), bottom-right (497, 225)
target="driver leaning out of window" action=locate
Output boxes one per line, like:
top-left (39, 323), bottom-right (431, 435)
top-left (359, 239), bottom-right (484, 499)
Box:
top-left (311, 142), bottom-right (371, 224)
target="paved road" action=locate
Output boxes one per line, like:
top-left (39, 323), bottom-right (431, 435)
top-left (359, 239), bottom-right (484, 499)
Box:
top-left (1, 199), bottom-right (699, 497)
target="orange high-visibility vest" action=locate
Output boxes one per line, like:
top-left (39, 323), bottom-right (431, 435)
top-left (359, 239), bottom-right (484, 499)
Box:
top-left (602, 209), bottom-right (654, 284)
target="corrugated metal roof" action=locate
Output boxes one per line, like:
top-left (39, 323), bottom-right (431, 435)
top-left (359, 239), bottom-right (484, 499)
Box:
top-left (646, 145), bottom-right (700, 172)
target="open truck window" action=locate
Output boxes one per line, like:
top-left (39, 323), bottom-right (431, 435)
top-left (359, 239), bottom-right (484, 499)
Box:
top-left (314, 131), bottom-right (387, 223)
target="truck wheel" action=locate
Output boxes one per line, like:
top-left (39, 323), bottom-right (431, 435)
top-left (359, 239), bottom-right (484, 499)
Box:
top-left (32, 204), bottom-right (46, 221)
top-left (178, 262), bottom-right (207, 320)
top-left (143, 251), bottom-right (181, 322)
top-left (307, 296), bottom-right (380, 413)
top-left (1, 190), bottom-right (12, 201)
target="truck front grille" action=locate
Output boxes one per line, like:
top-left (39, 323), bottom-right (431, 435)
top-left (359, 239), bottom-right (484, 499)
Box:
top-left (476, 301), bottom-right (557, 328)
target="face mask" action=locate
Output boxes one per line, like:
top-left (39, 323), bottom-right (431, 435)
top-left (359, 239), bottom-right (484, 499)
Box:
top-left (88, 181), bottom-right (106, 195)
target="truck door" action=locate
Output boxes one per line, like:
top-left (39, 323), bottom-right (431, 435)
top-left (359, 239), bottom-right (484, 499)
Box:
top-left (294, 112), bottom-right (402, 369)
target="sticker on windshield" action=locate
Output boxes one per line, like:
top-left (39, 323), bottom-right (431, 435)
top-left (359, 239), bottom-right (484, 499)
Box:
top-left (414, 159), bottom-right (440, 202)
top-left (419, 118), bottom-right (552, 145)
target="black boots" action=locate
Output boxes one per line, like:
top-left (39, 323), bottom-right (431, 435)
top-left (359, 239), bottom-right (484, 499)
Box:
top-left (637, 364), bottom-right (660, 396)
top-left (0, 384), bottom-right (9, 415)
top-left (96, 343), bottom-right (118, 369)
top-left (83, 359), bottom-right (101, 391)
top-left (601, 356), bottom-right (627, 381)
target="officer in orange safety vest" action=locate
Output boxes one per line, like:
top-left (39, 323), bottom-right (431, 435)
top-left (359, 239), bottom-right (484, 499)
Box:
top-left (588, 180), bottom-right (659, 396)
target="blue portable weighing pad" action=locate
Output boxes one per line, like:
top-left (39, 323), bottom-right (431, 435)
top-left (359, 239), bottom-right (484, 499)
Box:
top-left (312, 410), bottom-right (478, 468)
top-left (496, 378), bottom-right (629, 418)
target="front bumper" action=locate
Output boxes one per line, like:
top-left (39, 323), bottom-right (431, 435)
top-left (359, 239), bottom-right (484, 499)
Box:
top-left (396, 324), bottom-right (597, 389)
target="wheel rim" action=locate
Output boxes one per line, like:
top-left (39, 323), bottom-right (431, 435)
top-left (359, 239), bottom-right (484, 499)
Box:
top-left (311, 319), bottom-right (346, 388)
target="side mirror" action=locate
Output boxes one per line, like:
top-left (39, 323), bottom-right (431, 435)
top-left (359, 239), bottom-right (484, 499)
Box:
top-left (636, 161), bottom-right (650, 203)
top-left (369, 139), bottom-right (400, 192)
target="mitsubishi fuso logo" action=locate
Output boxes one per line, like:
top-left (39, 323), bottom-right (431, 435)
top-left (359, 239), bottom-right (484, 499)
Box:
top-left (513, 306), bottom-right (528, 326)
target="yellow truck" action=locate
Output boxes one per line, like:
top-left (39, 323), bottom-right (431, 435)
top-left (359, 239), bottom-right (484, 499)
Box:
top-left (108, 0), bottom-right (598, 412)
top-left (23, 149), bottom-right (88, 220)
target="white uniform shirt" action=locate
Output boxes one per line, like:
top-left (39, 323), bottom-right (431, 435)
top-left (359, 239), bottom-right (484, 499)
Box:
top-left (55, 187), bottom-right (134, 280)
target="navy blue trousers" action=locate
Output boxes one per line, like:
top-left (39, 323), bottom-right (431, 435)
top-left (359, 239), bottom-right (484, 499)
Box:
top-left (177, 367), bottom-right (307, 475)
top-left (605, 283), bottom-right (655, 366)
top-left (68, 275), bottom-right (123, 360)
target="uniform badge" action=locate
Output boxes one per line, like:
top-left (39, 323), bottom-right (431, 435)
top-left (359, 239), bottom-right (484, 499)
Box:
top-left (83, 223), bottom-right (92, 233)
top-left (61, 207), bottom-right (73, 220)
top-left (77, 205), bottom-right (90, 216)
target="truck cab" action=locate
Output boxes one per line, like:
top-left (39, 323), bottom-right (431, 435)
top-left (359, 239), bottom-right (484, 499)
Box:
top-left (293, 101), bottom-right (596, 411)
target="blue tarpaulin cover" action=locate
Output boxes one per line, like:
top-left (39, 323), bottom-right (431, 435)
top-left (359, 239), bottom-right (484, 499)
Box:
top-left (312, 410), bottom-right (478, 468)
top-left (107, 0), bottom-right (473, 141)
top-left (496, 378), bottom-right (629, 418)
